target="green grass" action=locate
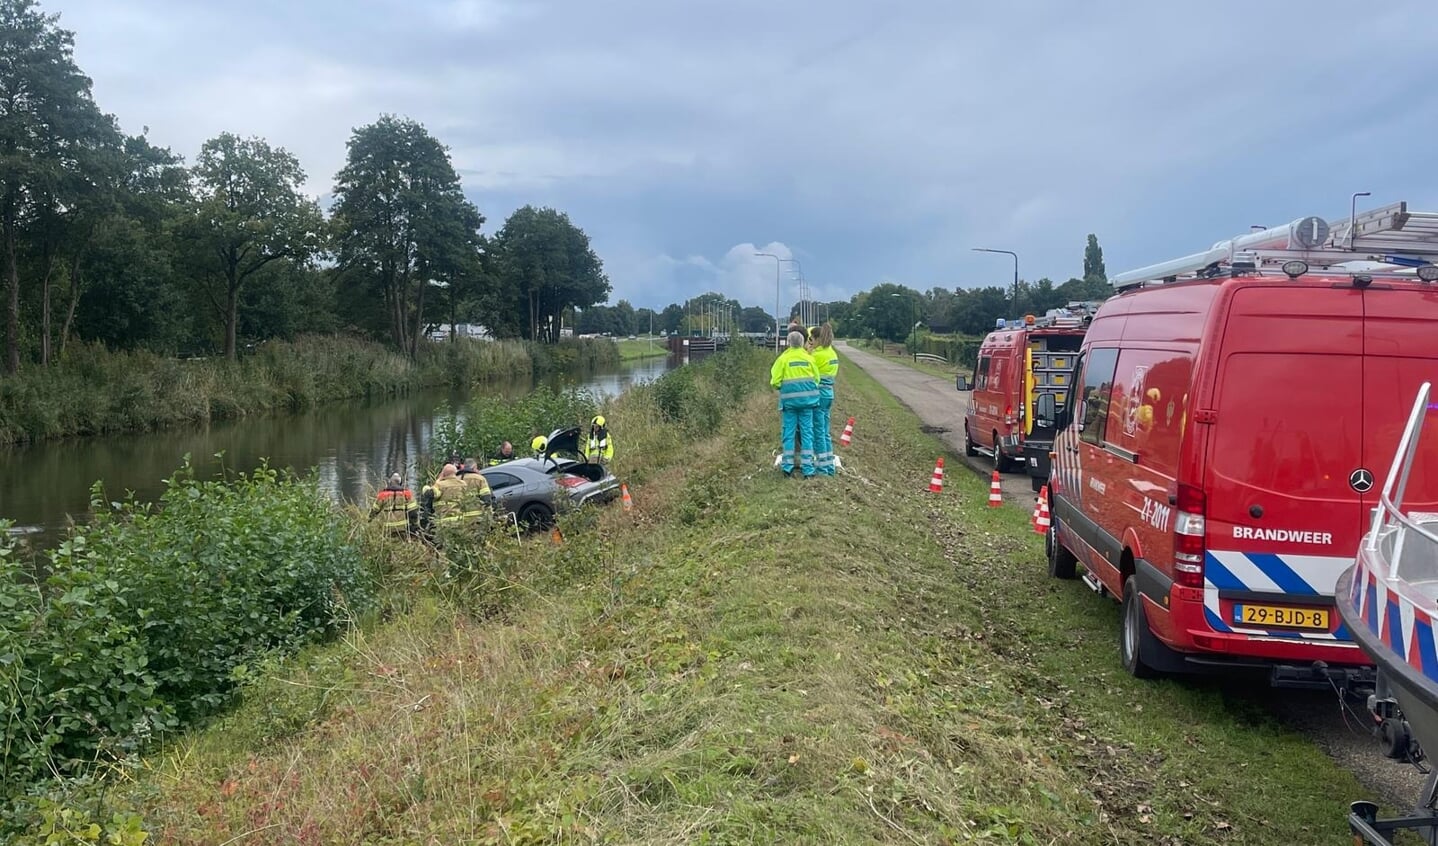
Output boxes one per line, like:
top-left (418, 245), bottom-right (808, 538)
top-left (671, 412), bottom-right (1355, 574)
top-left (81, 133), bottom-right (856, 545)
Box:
top-left (101, 351), bottom-right (1371, 844)
top-left (616, 338), bottom-right (668, 361)
top-left (847, 341), bottom-right (959, 381)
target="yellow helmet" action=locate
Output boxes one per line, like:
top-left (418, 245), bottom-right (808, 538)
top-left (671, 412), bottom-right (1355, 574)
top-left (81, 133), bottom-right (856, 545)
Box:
top-left (592, 415), bottom-right (606, 427)
top-left (531, 435), bottom-right (548, 452)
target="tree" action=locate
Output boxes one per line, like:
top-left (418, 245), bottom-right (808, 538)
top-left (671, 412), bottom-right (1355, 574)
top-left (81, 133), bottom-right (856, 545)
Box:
top-left (182, 133), bottom-right (321, 359)
top-left (613, 299), bottom-right (637, 336)
top-left (487, 205), bottom-right (609, 342)
top-left (738, 305), bottom-right (773, 333)
top-left (635, 306), bottom-right (658, 335)
top-left (61, 133), bottom-right (190, 355)
top-left (331, 115), bottom-right (485, 356)
top-left (0, 0), bottom-right (120, 372)
top-left (1083, 234), bottom-right (1106, 284)
top-left (659, 303), bottom-right (684, 335)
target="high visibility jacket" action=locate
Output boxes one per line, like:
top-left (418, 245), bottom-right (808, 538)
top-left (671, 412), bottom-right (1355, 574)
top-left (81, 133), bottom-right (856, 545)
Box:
top-left (770, 348), bottom-right (820, 410)
top-left (586, 425), bottom-right (614, 461)
top-left (812, 344), bottom-right (839, 399)
top-left (489, 447), bottom-right (515, 465)
top-left (456, 470), bottom-right (494, 520)
top-left (430, 477), bottom-right (467, 522)
top-left (371, 486), bottom-right (417, 531)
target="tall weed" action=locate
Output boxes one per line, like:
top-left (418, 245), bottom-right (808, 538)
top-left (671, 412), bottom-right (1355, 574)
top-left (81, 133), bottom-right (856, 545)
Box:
top-left (0, 335), bottom-right (619, 446)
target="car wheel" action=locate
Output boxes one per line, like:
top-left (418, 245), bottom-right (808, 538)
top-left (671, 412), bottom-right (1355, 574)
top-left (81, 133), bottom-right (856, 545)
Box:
top-left (964, 425), bottom-right (978, 457)
top-left (1120, 579), bottom-right (1159, 679)
top-left (518, 502), bottom-right (554, 530)
top-left (1047, 517), bottom-right (1077, 580)
top-left (992, 432), bottom-right (1009, 473)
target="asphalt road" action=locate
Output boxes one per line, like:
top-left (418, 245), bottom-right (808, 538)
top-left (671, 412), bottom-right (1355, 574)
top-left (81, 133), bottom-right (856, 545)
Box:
top-left (836, 340), bottom-right (1428, 813)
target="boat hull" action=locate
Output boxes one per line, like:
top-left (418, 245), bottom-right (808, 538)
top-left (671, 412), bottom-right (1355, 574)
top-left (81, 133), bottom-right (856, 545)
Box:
top-left (1337, 560), bottom-right (1438, 761)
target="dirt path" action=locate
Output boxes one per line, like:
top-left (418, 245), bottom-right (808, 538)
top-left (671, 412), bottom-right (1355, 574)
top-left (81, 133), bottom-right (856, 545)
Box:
top-left (836, 339), bottom-right (1428, 813)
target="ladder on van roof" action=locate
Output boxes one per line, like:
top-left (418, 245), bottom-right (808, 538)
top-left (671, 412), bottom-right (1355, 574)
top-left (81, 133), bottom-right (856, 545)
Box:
top-left (1111, 199), bottom-right (1438, 292)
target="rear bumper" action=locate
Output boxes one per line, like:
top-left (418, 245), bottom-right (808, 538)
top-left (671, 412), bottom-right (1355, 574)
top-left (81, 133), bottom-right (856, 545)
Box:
top-left (1165, 589), bottom-right (1373, 669)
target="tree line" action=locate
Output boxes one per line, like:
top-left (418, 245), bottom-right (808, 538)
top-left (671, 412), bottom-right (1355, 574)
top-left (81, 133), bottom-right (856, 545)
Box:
top-left (0, 0), bottom-right (611, 374)
top-left (837, 235), bottom-right (1115, 342)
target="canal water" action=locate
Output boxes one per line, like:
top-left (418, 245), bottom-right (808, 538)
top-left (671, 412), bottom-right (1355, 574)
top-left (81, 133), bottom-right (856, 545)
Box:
top-left (0, 354), bottom-right (675, 548)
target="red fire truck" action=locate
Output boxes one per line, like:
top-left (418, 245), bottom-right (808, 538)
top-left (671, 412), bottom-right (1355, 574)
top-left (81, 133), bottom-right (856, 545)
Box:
top-left (964, 305), bottom-right (1097, 491)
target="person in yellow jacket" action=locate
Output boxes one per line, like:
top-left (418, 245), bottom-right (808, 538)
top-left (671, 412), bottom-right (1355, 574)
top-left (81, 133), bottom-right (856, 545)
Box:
top-left (810, 322), bottom-right (839, 476)
top-left (369, 473), bottom-right (418, 535)
top-left (770, 330), bottom-right (820, 478)
top-left (585, 415), bottom-right (614, 463)
top-left (424, 463), bottom-right (466, 525)
top-left (456, 458), bottom-right (495, 522)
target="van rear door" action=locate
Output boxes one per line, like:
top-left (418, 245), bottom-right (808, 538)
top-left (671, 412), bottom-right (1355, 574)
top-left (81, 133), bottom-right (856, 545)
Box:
top-left (1362, 286), bottom-right (1438, 519)
top-left (1204, 286), bottom-right (1364, 640)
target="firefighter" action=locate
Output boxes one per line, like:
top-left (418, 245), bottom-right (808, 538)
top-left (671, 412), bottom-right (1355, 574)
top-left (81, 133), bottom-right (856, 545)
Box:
top-left (369, 473), bottom-right (418, 535)
top-left (489, 440), bottom-right (515, 465)
top-left (810, 322), bottom-right (839, 476)
top-left (456, 458), bottom-right (495, 521)
top-left (585, 415), bottom-right (614, 463)
top-left (531, 434), bottom-right (548, 458)
top-left (424, 463), bottom-right (466, 526)
top-left (770, 330), bottom-right (820, 478)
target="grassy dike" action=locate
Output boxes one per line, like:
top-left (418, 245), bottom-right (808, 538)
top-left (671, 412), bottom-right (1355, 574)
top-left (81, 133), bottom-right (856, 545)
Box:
top-left (0, 335), bottom-right (619, 446)
top-left (616, 337), bottom-right (669, 361)
top-left (115, 352), bottom-right (1365, 844)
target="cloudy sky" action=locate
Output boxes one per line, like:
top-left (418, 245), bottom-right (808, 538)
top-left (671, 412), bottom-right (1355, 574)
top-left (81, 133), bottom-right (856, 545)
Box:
top-left (54, 0), bottom-right (1438, 312)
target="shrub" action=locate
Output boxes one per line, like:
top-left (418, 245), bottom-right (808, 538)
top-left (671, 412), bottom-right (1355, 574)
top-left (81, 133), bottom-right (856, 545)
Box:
top-left (431, 386), bottom-right (600, 461)
top-left (0, 460), bottom-right (372, 805)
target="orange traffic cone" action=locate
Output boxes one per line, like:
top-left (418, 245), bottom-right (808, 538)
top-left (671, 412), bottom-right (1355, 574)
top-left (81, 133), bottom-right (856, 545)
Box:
top-left (839, 417), bottom-right (855, 447)
top-left (1031, 495), bottom-right (1042, 532)
top-left (929, 458), bottom-right (945, 493)
top-left (988, 471), bottom-right (1003, 507)
top-left (1035, 486), bottom-right (1051, 534)
top-left (621, 483), bottom-right (634, 511)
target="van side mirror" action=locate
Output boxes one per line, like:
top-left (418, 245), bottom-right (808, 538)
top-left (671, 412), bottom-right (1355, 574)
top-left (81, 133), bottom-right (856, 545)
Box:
top-left (1034, 393), bottom-right (1058, 428)
top-left (955, 374), bottom-right (971, 391)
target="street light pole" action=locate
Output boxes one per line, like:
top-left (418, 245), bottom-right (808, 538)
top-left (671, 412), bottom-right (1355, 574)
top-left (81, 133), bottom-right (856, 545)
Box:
top-left (756, 252), bottom-right (783, 351)
top-left (973, 248), bottom-right (1020, 314)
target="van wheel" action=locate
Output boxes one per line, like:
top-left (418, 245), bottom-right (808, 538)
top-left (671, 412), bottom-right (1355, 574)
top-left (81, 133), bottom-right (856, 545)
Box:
top-left (1047, 517), bottom-right (1077, 580)
top-left (964, 426), bottom-right (978, 457)
top-left (1120, 579), bottom-right (1160, 679)
top-left (992, 432), bottom-right (1010, 473)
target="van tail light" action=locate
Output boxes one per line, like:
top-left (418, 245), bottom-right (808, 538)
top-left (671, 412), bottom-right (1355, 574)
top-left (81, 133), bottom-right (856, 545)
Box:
top-left (1005, 404), bottom-right (1015, 425)
top-left (1172, 483), bottom-right (1206, 588)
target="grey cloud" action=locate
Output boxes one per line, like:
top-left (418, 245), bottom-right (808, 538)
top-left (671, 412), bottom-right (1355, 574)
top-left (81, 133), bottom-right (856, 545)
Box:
top-left (55, 0), bottom-right (1438, 310)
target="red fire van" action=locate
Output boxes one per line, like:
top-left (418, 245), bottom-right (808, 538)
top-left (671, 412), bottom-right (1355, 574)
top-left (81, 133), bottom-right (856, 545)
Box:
top-left (1043, 201), bottom-right (1438, 689)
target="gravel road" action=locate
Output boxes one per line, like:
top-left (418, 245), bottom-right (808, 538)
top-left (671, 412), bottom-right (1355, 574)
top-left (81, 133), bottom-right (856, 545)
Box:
top-left (837, 340), bottom-right (1428, 813)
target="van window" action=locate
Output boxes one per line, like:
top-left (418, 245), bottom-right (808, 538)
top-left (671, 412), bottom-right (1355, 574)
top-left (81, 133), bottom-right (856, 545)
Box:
top-left (1105, 349), bottom-right (1192, 475)
top-left (1077, 347), bottom-right (1119, 446)
top-left (976, 355), bottom-right (991, 390)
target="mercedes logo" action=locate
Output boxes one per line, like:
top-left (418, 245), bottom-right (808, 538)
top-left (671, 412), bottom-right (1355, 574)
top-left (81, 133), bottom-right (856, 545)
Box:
top-left (1350, 468), bottom-right (1375, 493)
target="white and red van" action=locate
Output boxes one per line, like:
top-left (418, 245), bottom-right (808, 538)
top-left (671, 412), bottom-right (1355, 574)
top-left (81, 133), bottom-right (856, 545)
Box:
top-left (1043, 201), bottom-right (1438, 689)
top-left (964, 311), bottom-right (1090, 491)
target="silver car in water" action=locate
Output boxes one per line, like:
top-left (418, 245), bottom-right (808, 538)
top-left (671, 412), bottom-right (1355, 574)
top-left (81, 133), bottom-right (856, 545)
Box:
top-left (480, 426), bottom-right (621, 528)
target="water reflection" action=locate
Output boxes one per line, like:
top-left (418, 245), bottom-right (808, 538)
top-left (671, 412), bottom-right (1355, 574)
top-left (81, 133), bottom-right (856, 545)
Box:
top-left (1, 354), bottom-right (674, 547)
